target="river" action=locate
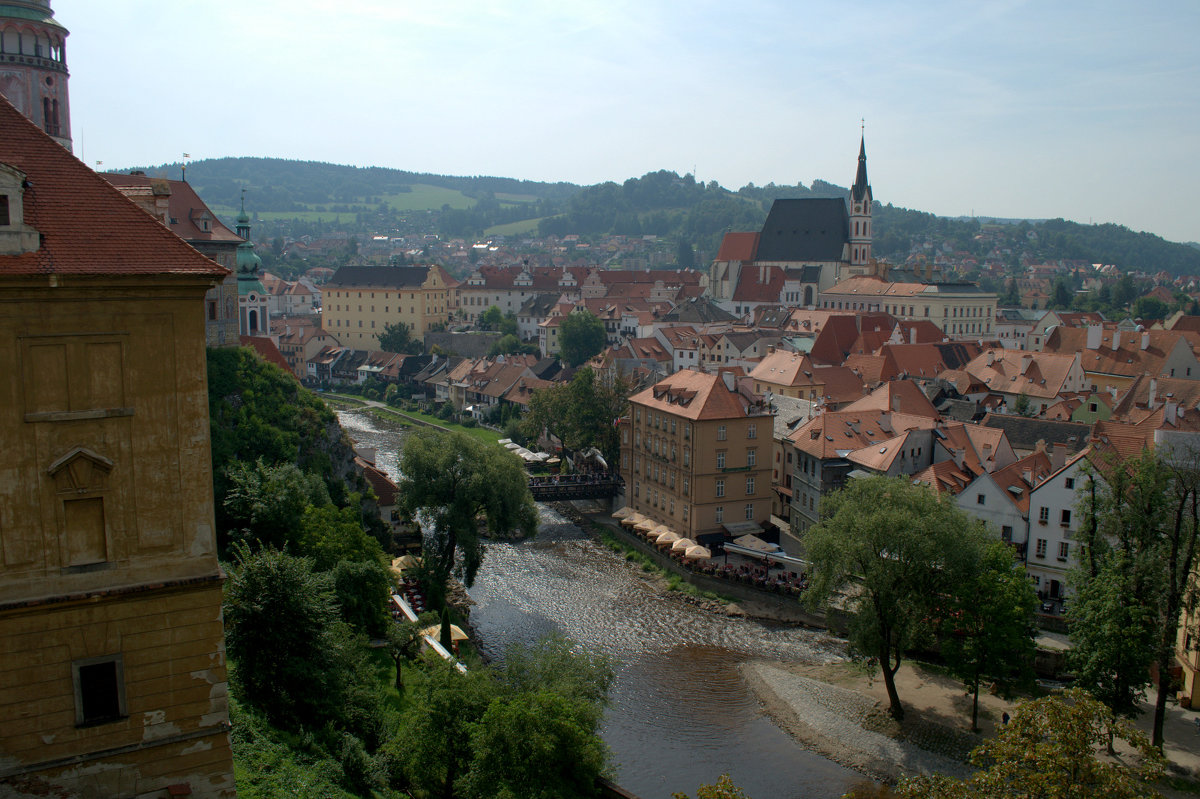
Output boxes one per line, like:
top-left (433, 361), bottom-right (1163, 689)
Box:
top-left (337, 408), bottom-right (862, 799)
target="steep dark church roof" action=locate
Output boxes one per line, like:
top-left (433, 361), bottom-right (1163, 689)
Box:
top-left (661, 296), bottom-right (737, 323)
top-left (851, 136), bottom-right (871, 203)
top-left (328, 265), bottom-right (431, 288)
top-left (753, 198), bottom-right (849, 263)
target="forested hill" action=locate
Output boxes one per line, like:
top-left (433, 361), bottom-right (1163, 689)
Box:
top-left (126, 157), bottom-right (1200, 277)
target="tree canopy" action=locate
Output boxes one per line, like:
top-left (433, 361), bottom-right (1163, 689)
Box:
top-left (899, 690), bottom-right (1166, 799)
top-left (803, 475), bottom-right (987, 719)
top-left (377, 321), bottom-right (423, 354)
top-left (397, 430), bottom-right (538, 592)
top-left (559, 309), bottom-right (607, 367)
top-left (523, 366), bottom-right (628, 467)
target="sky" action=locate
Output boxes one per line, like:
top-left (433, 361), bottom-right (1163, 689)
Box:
top-left (56, 1), bottom-right (1200, 243)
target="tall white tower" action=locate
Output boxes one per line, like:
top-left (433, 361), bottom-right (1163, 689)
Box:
top-left (849, 134), bottom-right (872, 269)
top-left (0, 1), bottom-right (71, 151)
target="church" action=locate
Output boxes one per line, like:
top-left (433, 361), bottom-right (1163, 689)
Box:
top-left (709, 136), bottom-right (875, 317)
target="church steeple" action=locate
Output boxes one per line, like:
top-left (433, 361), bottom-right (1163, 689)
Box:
top-left (849, 130), bottom-right (873, 269)
top-left (234, 191), bottom-right (269, 335)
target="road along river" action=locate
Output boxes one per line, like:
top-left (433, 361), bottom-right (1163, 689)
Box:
top-left (337, 408), bottom-right (862, 799)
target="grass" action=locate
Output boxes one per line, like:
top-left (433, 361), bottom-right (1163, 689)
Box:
top-left (380, 184), bottom-right (475, 211)
top-left (485, 217), bottom-right (545, 236)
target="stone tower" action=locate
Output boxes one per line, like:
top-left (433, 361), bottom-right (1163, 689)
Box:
top-left (0, 0), bottom-right (71, 150)
top-left (235, 198), bottom-right (270, 336)
top-left (848, 134), bottom-right (872, 269)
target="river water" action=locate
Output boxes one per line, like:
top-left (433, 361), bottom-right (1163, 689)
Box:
top-left (338, 408), bottom-right (861, 799)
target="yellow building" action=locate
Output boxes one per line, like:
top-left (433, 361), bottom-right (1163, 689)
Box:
top-left (621, 369), bottom-right (774, 539)
top-left (820, 275), bottom-right (997, 337)
top-left (323, 264), bottom-right (453, 348)
top-left (0, 97), bottom-right (235, 797)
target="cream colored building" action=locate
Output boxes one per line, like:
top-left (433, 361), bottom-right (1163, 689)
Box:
top-left (621, 369), bottom-right (774, 539)
top-left (0, 96), bottom-right (235, 797)
top-left (820, 276), bottom-right (997, 338)
top-left (323, 264), bottom-right (453, 348)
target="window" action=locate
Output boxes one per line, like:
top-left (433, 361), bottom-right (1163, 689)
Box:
top-left (634, 482), bottom-right (640, 498)
top-left (622, 429), bottom-right (629, 444)
top-left (1058, 541), bottom-right (1069, 561)
top-left (684, 423), bottom-right (691, 439)
top-left (746, 476), bottom-right (755, 495)
top-left (717, 425), bottom-right (727, 441)
top-left (1064, 477), bottom-right (1075, 490)
top-left (73, 655), bottom-right (126, 727)
top-left (0, 194), bottom-right (9, 226)
top-left (1001, 525), bottom-right (1013, 542)
top-left (747, 423), bottom-right (757, 440)
top-left (1035, 539), bottom-right (1047, 558)
top-left (1060, 509), bottom-right (1071, 527)
top-left (745, 503), bottom-right (754, 521)
top-left (670, 500), bottom-right (675, 515)
top-left (715, 479), bottom-right (725, 498)
top-left (671, 419), bottom-right (677, 434)
top-left (682, 504), bottom-right (689, 521)
top-left (747, 449), bottom-right (757, 467)
top-left (976, 493), bottom-right (985, 505)
top-left (1038, 506), bottom-right (1049, 524)
top-left (715, 506), bottom-right (724, 524)
top-left (683, 448), bottom-right (690, 467)
top-left (683, 478), bottom-right (689, 496)
top-left (716, 451), bottom-right (726, 469)
top-left (622, 453), bottom-right (629, 469)
top-left (634, 431), bottom-right (640, 447)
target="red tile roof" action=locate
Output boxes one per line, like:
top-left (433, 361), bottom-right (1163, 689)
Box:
top-left (239, 336), bottom-right (293, 374)
top-left (102, 172), bottom-right (243, 244)
top-left (0, 96), bottom-right (228, 279)
top-left (630, 369), bottom-right (766, 421)
top-left (716, 232), bottom-right (760, 262)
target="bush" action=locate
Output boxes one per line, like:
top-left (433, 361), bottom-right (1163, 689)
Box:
top-left (461, 418), bottom-right (478, 428)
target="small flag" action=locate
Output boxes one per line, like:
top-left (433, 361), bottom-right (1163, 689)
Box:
top-left (182, 153), bottom-right (190, 159)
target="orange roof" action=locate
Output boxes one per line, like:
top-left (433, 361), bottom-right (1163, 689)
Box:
top-left (102, 172), bottom-right (243, 245)
top-left (788, 409), bottom-right (938, 459)
top-left (0, 95), bottom-right (228, 279)
top-left (629, 369), bottom-right (766, 421)
top-left (962, 349), bottom-right (1080, 399)
top-left (984, 450), bottom-right (1053, 513)
top-left (748, 349), bottom-right (818, 389)
top-left (240, 336), bottom-right (293, 374)
top-left (843, 380), bottom-right (939, 417)
top-left (716, 232), bottom-right (760, 262)
top-left (912, 459), bottom-right (973, 495)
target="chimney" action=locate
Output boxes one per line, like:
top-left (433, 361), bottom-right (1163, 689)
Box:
top-left (1148, 378), bottom-right (1158, 408)
top-left (1035, 439), bottom-right (1047, 454)
top-left (892, 394), bottom-right (902, 413)
top-left (910, 326), bottom-right (917, 344)
top-left (1166, 401), bottom-right (1178, 426)
top-left (1112, 329), bottom-right (1121, 350)
top-left (1086, 324), bottom-right (1102, 350)
top-left (1051, 442), bottom-right (1066, 470)
top-left (952, 448), bottom-right (965, 469)
top-left (1141, 331), bottom-right (1150, 350)
top-left (986, 350), bottom-right (995, 366)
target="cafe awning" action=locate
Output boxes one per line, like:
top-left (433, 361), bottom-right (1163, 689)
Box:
top-left (612, 507), bottom-right (634, 520)
top-left (671, 537), bottom-right (696, 552)
top-left (684, 544), bottom-right (712, 560)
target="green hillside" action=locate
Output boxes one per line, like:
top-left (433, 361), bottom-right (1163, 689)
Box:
top-left (124, 157), bottom-right (1200, 277)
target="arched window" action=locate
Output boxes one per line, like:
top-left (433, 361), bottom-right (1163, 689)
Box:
top-left (248, 309), bottom-right (259, 333)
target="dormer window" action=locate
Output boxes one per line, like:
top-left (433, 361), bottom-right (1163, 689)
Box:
top-left (0, 194), bottom-right (8, 226)
top-left (0, 163), bottom-right (40, 255)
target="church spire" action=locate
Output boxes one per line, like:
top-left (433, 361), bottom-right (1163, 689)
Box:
top-left (848, 129), bottom-right (873, 270)
top-left (852, 132), bottom-right (871, 203)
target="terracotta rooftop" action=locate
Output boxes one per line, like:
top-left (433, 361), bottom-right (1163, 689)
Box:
top-left (0, 95), bottom-right (228, 279)
top-left (102, 172), bottom-right (242, 245)
top-left (629, 369), bottom-right (768, 422)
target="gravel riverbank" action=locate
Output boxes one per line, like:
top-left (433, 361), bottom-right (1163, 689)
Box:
top-left (740, 661), bottom-right (972, 784)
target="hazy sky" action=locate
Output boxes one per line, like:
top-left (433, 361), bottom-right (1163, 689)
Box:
top-left (57, 1), bottom-right (1199, 243)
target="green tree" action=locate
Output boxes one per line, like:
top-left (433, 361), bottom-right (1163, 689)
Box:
top-left (296, 501), bottom-right (386, 571)
top-left (479, 305), bottom-right (505, 331)
top-left (377, 320), bottom-right (415, 353)
top-left (999, 277), bottom-right (1021, 307)
top-left (1133, 296), bottom-right (1169, 321)
top-left (1112, 273), bottom-right (1137, 309)
top-left (222, 458), bottom-right (330, 550)
top-left (488, 333), bottom-right (524, 357)
top-left (398, 430), bottom-right (538, 591)
top-left (1012, 392), bottom-right (1034, 417)
top-left (332, 558), bottom-right (393, 638)
top-left (524, 367), bottom-right (628, 467)
top-left (939, 540), bottom-right (1038, 731)
top-left (674, 774), bottom-right (751, 799)
top-left (898, 690), bottom-right (1166, 799)
top-left (802, 475), bottom-right (986, 720)
top-left (392, 658), bottom-right (495, 799)
top-left (463, 690), bottom-right (609, 799)
top-left (1050, 278), bottom-right (1072, 309)
top-left (223, 545), bottom-right (351, 727)
top-left (1074, 449), bottom-right (1200, 747)
top-left (676, 237), bottom-right (696, 269)
top-left (559, 309), bottom-right (608, 367)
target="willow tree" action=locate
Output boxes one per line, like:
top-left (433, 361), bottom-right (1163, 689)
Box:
top-left (802, 475), bottom-right (986, 720)
top-left (398, 430), bottom-right (537, 592)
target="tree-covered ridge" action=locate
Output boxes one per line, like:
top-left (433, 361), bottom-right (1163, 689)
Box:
top-left (131, 157), bottom-right (1200, 276)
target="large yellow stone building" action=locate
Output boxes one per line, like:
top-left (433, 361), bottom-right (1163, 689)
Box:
top-left (621, 369), bottom-right (775, 539)
top-left (322, 264), bottom-right (453, 349)
top-left (0, 97), bottom-right (235, 797)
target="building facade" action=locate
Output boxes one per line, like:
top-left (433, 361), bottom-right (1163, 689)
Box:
top-left (323, 264), bottom-right (453, 348)
top-left (0, 96), bottom-right (234, 797)
top-left (621, 370), bottom-right (774, 539)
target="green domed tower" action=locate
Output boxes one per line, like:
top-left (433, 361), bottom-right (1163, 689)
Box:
top-left (234, 197), bottom-right (269, 336)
